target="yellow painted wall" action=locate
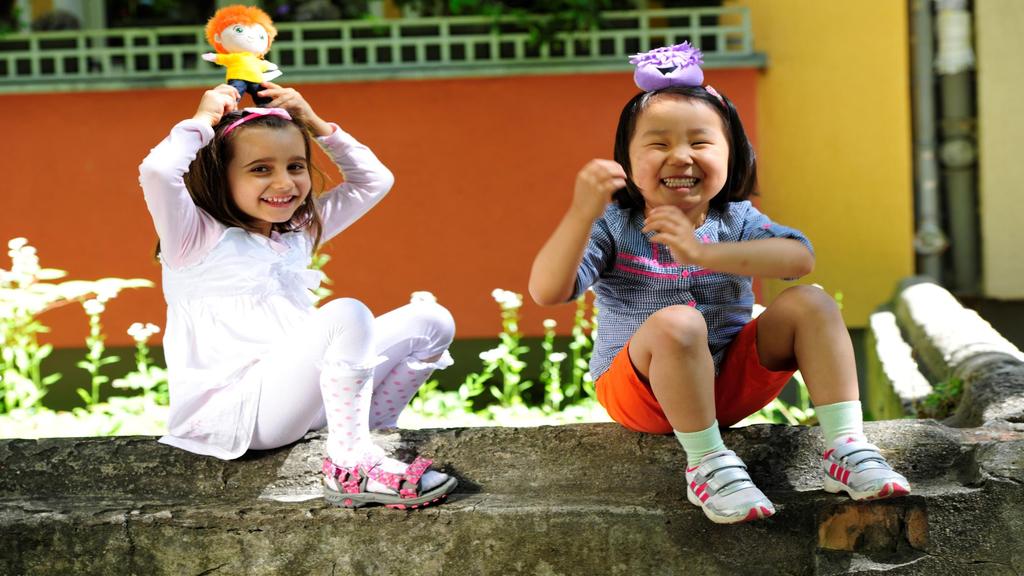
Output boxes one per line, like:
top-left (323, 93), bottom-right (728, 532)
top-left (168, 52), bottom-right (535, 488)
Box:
top-left (976, 0), bottom-right (1024, 298)
top-left (731, 0), bottom-right (915, 326)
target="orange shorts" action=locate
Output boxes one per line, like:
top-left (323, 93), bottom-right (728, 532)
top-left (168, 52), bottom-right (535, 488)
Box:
top-left (595, 318), bottom-right (796, 433)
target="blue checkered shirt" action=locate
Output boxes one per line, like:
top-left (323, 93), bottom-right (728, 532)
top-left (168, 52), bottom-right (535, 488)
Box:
top-left (571, 200), bottom-right (814, 379)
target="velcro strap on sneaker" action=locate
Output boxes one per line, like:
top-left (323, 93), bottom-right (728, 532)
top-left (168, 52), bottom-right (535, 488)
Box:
top-left (706, 466), bottom-right (754, 494)
top-left (696, 452), bottom-right (747, 476)
top-left (833, 441), bottom-right (889, 468)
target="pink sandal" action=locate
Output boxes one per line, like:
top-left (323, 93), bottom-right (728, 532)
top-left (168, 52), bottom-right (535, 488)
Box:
top-left (322, 456), bottom-right (457, 510)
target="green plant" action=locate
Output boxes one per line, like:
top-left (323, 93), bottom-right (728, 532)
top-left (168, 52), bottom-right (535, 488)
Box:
top-left (539, 318), bottom-right (567, 412)
top-left (405, 287), bottom-right (603, 427)
top-left (392, 0), bottom-right (635, 46)
top-left (567, 291), bottom-right (596, 402)
top-left (309, 251), bottom-right (333, 304)
top-left (76, 297), bottom-right (119, 407)
top-left (740, 371), bottom-right (816, 426)
top-left (486, 289), bottom-right (533, 407)
top-left (111, 322), bottom-right (169, 407)
top-left (0, 238), bottom-right (151, 414)
top-left (917, 376), bottom-right (962, 419)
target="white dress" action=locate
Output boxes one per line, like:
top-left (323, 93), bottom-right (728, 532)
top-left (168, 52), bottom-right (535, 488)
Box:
top-left (138, 119), bottom-right (393, 459)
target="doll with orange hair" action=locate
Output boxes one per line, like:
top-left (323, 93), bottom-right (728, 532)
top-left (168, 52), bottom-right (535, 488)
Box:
top-left (202, 5), bottom-right (281, 106)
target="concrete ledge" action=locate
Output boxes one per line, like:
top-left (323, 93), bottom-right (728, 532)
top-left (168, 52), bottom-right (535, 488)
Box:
top-left (3, 421), bottom-right (1023, 575)
top-left (866, 311), bottom-right (933, 420)
top-left (894, 281), bottom-right (1024, 381)
top-left (867, 279), bottom-right (1024, 425)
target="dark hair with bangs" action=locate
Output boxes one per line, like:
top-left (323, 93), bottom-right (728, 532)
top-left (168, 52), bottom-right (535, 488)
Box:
top-left (157, 111), bottom-right (325, 257)
top-left (611, 85), bottom-right (758, 212)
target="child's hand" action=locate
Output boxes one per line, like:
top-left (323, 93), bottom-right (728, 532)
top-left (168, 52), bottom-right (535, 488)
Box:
top-left (192, 84), bottom-right (239, 126)
top-left (201, 53), bottom-right (218, 63)
top-left (572, 159), bottom-right (626, 221)
top-left (643, 206), bottom-right (703, 265)
top-left (258, 82), bottom-right (333, 137)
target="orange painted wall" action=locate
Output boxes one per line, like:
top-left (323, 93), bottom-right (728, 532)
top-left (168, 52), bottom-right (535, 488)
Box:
top-left (4, 69), bottom-right (758, 347)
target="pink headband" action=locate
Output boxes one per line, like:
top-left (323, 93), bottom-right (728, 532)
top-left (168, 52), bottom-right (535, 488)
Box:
top-left (629, 42), bottom-right (724, 104)
top-left (222, 107), bottom-right (293, 136)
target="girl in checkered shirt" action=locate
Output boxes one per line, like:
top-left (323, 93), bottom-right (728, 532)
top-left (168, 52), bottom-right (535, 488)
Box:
top-left (529, 43), bottom-right (910, 524)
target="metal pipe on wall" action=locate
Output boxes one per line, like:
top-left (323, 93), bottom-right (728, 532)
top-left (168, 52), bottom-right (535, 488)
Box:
top-left (910, 0), bottom-right (948, 282)
top-left (935, 0), bottom-right (979, 295)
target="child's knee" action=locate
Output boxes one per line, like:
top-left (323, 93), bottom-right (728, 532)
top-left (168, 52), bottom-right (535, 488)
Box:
top-left (411, 301), bottom-right (456, 347)
top-left (646, 305), bottom-right (708, 350)
top-left (774, 285), bottom-right (841, 320)
top-left (321, 297), bottom-right (374, 326)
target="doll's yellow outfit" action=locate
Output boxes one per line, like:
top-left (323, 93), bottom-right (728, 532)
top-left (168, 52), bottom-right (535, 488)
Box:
top-left (212, 52), bottom-right (272, 105)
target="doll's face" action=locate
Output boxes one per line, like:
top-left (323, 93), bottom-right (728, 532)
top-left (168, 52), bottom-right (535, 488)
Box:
top-left (217, 23), bottom-right (270, 55)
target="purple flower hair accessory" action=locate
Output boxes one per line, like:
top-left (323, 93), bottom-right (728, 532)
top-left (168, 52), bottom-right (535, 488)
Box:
top-left (629, 42), bottom-right (704, 91)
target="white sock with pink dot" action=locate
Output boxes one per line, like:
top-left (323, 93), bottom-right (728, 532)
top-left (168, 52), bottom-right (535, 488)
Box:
top-left (369, 351), bottom-right (454, 429)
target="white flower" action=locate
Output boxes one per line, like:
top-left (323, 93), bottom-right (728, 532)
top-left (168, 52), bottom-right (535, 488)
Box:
top-left (83, 299), bottom-right (105, 316)
top-left (491, 288), bottom-right (523, 309)
top-left (548, 352), bottom-right (567, 363)
top-left (543, 319), bottom-right (557, 330)
top-left (479, 346), bottom-right (505, 363)
top-left (410, 291), bottom-right (437, 304)
top-left (95, 286), bottom-right (121, 303)
top-left (10, 244), bottom-right (39, 276)
top-left (127, 322), bottom-right (161, 342)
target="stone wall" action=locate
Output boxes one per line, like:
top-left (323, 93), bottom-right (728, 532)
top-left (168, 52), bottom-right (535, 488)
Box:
top-left (2, 280), bottom-right (1023, 575)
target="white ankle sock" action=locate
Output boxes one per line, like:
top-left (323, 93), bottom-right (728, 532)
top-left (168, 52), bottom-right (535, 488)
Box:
top-left (674, 420), bottom-right (726, 467)
top-left (816, 400), bottom-right (867, 446)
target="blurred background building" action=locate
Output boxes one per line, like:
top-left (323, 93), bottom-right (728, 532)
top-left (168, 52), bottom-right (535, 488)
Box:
top-left (2, 1), bottom-right (1019, 377)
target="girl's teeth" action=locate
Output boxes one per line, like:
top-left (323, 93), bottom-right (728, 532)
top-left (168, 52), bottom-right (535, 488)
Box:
top-left (663, 177), bottom-right (698, 187)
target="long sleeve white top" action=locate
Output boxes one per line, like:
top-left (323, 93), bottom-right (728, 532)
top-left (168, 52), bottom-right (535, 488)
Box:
top-left (138, 119), bottom-right (393, 459)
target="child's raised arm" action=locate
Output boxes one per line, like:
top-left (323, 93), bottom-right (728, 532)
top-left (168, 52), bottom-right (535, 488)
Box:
top-left (642, 205), bottom-right (815, 279)
top-left (529, 159), bottom-right (626, 306)
top-left (139, 85), bottom-right (240, 268)
top-left (257, 81), bottom-right (332, 137)
top-left (257, 82), bottom-right (394, 243)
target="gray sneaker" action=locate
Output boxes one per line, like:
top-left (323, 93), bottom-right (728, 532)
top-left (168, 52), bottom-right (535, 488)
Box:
top-left (822, 437), bottom-right (912, 501)
top-left (685, 449), bottom-right (775, 524)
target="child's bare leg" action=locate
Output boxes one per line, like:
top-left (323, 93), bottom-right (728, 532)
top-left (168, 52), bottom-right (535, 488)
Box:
top-left (629, 305), bottom-right (716, 433)
top-left (754, 285), bottom-right (858, 407)
top-left (630, 305), bottom-right (774, 523)
top-left (756, 285), bottom-right (910, 500)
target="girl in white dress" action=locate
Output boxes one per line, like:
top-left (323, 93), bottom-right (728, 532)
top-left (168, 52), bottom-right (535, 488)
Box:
top-left (139, 83), bottom-right (457, 509)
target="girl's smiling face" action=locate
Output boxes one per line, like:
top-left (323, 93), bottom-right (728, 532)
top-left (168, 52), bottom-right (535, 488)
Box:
top-left (628, 95), bottom-right (730, 222)
top-left (226, 125), bottom-right (312, 236)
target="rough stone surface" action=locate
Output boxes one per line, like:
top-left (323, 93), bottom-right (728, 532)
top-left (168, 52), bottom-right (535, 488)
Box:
top-left (866, 311), bottom-right (932, 420)
top-left (3, 420), bottom-right (1023, 576)
top-left (950, 353), bottom-right (1024, 426)
top-left (868, 280), bottom-right (1024, 427)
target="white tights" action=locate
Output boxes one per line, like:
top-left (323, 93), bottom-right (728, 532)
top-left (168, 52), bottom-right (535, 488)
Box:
top-left (249, 298), bottom-right (455, 466)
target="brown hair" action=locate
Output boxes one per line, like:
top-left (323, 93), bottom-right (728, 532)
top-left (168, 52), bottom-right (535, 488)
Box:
top-left (156, 111), bottom-right (325, 258)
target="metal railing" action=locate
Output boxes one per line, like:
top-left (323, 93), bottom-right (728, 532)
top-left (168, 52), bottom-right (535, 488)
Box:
top-left (0, 7), bottom-right (763, 93)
